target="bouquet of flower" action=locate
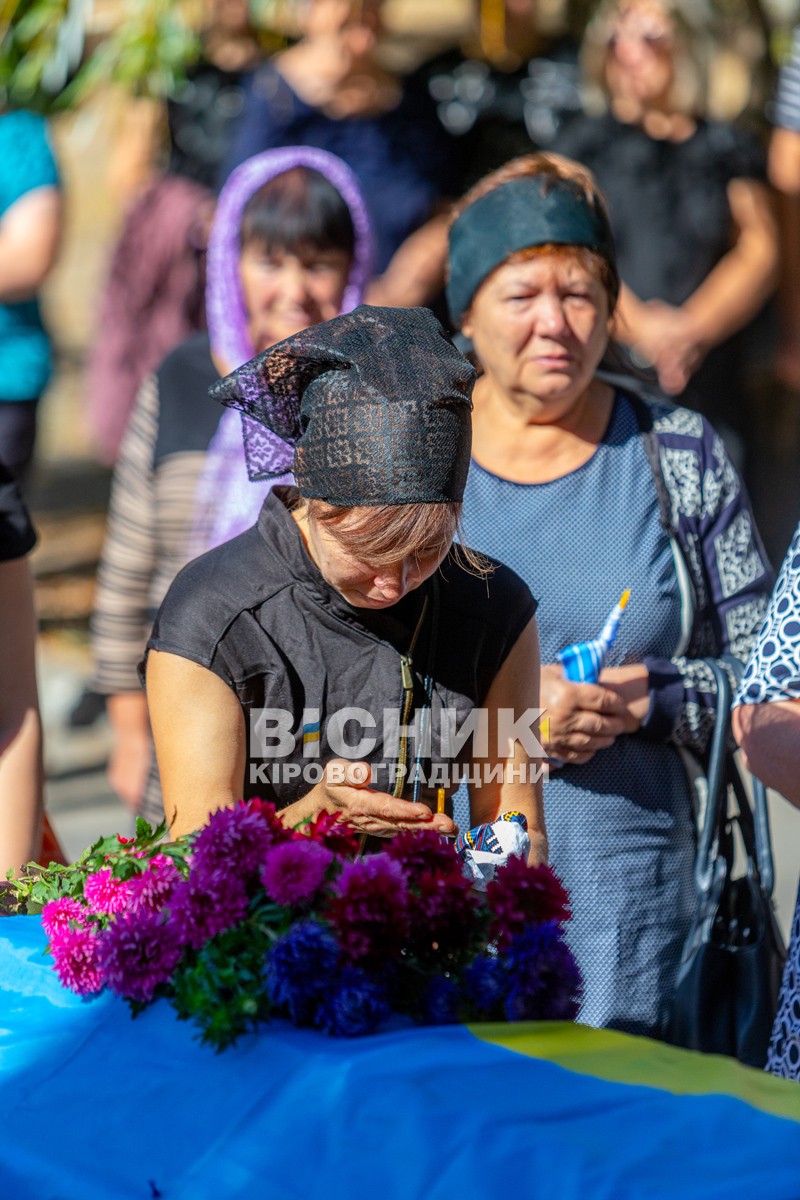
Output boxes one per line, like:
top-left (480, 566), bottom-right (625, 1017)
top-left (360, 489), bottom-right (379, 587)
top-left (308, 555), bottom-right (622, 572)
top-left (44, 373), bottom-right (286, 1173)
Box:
top-left (8, 802), bottom-right (582, 1051)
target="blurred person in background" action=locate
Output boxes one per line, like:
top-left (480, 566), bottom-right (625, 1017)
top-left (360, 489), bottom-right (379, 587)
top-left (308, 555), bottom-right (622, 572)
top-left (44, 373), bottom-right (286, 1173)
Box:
top-left (733, 519), bottom-right (800, 1081)
top-left (447, 152), bottom-right (773, 1036)
top-left (0, 109), bottom-right (61, 488)
top-left (553, 0), bottom-right (778, 468)
top-left (221, 0), bottom-right (451, 278)
top-left (756, 26), bottom-right (800, 562)
top-left (84, 0), bottom-right (267, 466)
top-left (371, 0), bottom-right (583, 309)
top-left (90, 148), bottom-right (370, 822)
top-left (0, 460), bottom-right (43, 875)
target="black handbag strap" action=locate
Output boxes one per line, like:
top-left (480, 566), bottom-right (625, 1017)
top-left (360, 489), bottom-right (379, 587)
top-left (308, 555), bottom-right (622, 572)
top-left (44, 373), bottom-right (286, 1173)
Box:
top-left (694, 659), bottom-right (776, 900)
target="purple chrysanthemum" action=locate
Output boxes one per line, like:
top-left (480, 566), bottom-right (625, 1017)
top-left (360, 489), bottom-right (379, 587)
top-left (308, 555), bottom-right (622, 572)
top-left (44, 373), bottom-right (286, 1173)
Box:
top-left (83, 867), bottom-right (134, 917)
top-left (49, 923), bottom-right (104, 995)
top-left (129, 853), bottom-right (182, 913)
top-left (421, 974), bottom-right (461, 1025)
top-left (463, 954), bottom-right (509, 1019)
top-left (168, 874), bottom-right (249, 950)
top-left (327, 854), bottom-right (409, 965)
top-left (501, 922), bottom-right (583, 1022)
top-left (265, 920), bottom-right (340, 1024)
top-left (99, 909), bottom-right (183, 1003)
top-left (316, 966), bottom-right (390, 1037)
top-left (486, 858), bottom-right (571, 945)
top-left (41, 896), bottom-right (85, 937)
top-left (190, 801), bottom-right (288, 883)
top-left (260, 839), bottom-right (333, 906)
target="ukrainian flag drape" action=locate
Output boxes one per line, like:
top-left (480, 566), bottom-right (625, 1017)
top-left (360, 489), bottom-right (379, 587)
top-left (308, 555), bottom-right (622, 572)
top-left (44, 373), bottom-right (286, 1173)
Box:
top-left (0, 917), bottom-right (798, 1198)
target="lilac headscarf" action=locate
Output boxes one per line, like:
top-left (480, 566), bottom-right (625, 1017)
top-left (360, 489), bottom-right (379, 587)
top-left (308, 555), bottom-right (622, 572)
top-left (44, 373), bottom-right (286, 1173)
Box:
top-left (192, 148), bottom-right (373, 552)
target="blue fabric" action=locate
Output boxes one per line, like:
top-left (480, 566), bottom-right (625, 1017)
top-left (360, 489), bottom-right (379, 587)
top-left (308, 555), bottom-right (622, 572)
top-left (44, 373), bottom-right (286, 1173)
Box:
top-left (222, 65), bottom-right (450, 272)
top-left (1, 917), bottom-right (799, 1198)
top-left (461, 394), bottom-right (692, 1035)
top-left (0, 111), bottom-right (59, 401)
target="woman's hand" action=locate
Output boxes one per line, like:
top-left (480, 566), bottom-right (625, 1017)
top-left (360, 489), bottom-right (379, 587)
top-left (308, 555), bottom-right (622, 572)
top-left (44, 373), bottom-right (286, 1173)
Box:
top-left (622, 300), bottom-right (708, 394)
top-left (540, 662), bottom-right (637, 765)
top-left (299, 759), bottom-right (457, 837)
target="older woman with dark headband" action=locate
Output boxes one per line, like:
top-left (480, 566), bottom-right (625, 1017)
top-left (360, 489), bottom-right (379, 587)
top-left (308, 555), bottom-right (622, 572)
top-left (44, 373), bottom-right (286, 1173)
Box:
top-left (448, 152), bottom-right (773, 1037)
top-left (143, 305), bottom-right (546, 855)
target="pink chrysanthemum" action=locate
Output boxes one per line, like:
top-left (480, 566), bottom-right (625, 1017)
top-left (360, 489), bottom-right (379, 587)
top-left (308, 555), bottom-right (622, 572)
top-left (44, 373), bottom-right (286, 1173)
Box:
top-left (83, 867), bottom-right (134, 916)
top-left (99, 909), bottom-right (183, 1003)
top-left (260, 840), bottom-right (333, 906)
top-left (49, 924), bottom-right (104, 995)
top-left (41, 896), bottom-right (85, 937)
top-left (128, 853), bottom-right (182, 913)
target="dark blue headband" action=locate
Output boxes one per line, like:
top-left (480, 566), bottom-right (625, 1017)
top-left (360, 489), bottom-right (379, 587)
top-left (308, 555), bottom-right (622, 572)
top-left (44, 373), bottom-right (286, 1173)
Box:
top-left (446, 175), bottom-right (618, 324)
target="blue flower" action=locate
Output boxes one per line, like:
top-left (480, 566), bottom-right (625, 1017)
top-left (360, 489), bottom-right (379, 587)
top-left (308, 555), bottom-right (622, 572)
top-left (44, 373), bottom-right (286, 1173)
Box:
top-left (463, 953), bottom-right (509, 1018)
top-left (421, 974), bottom-right (461, 1025)
top-left (316, 967), bottom-right (390, 1037)
top-left (502, 922), bottom-right (583, 1022)
top-left (265, 920), bottom-right (340, 1024)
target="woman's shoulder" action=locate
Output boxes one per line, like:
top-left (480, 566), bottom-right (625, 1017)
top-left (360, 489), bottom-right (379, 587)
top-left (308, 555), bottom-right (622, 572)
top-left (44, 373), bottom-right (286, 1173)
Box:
top-left (149, 524), bottom-right (285, 665)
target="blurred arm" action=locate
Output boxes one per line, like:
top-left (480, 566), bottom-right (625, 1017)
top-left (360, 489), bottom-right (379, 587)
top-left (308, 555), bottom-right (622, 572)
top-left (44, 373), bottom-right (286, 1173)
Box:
top-left (0, 187), bottom-right (62, 303)
top-left (733, 699), bottom-right (800, 808)
top-left (0, 557), bottom-right (43, 874)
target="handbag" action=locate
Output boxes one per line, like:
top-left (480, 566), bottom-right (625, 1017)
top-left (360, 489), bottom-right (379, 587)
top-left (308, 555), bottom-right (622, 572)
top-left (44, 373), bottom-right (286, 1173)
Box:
top-left (665, 660), bottom-right (786, 1067)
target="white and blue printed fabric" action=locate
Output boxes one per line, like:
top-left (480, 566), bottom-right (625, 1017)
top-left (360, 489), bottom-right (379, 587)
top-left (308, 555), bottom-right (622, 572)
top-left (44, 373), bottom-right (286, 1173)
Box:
top-left (734, 521), bottom-right (800, 1081)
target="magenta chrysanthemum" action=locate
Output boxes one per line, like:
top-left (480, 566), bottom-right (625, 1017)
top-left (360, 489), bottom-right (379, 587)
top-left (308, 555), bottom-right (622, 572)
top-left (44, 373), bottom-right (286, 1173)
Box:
top-left (49, 924), bottom-right (104, 995)
top-left (327, 853), bottom-right (409, 964)
top-left (406, 869), bottom-right (478, 959)
top-left (129, 853), bottom-right (182, 913)
top-left (99, 909), bottom-right (183, 1003)
top-left (41, 896), bottom-right (85, 937)
top-left (83, 867), bottom-right (134, 916)
top-left (260, 840), bottom-right (333, 906)
top-left (384, 829), bottom-right (460, 884)
top-left (168, 875), bottom-right (249, 949)
top-left (486, 858), bottom-right (571, 945)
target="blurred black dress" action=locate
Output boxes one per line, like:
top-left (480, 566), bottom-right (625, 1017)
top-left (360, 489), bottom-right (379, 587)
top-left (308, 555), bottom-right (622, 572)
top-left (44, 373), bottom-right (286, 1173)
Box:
top-left (554, 112), bottom-right (768, 448)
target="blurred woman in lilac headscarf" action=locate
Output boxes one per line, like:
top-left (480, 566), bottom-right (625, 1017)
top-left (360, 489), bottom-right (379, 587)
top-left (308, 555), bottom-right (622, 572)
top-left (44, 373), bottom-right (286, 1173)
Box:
top-left (90, 148), bottom-right (372, 823)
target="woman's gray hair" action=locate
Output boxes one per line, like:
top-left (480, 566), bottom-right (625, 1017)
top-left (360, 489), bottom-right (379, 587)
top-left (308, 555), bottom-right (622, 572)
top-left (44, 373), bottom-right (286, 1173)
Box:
top-left (580, 0), bottom-right (714, 119)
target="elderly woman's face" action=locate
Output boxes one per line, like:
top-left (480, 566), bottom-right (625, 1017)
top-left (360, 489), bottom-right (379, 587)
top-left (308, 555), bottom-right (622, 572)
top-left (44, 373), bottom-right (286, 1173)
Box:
top-left (462, 252), bottom-right (610, 419)
top-left (605, 1), bottom-right (675, 109)
top-left (239, 242), bottom-right (351, 354)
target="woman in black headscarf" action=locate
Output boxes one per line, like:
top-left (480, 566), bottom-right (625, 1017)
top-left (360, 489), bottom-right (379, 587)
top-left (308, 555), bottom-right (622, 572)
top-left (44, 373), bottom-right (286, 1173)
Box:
top-left (143, 306), bottom-right (545, 852)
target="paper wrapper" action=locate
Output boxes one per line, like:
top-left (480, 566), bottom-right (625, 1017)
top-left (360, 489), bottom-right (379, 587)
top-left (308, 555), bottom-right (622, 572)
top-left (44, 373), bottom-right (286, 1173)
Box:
top-left (455, 811), bottom-right (530, 890)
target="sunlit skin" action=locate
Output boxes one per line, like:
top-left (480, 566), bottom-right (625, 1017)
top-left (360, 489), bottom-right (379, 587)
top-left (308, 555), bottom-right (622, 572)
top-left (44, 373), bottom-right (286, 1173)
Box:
top-left (292, 506), bottom-right (450, 609)
top-left (238, 242), bottom-right (351, 353)
top-left (462, 253), bottom-right (612, 433)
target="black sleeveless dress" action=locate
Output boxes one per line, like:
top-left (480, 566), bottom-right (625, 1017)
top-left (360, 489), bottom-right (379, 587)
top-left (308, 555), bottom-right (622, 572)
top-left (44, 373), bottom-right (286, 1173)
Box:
top-left (143, 488), bottom-right (536, 807)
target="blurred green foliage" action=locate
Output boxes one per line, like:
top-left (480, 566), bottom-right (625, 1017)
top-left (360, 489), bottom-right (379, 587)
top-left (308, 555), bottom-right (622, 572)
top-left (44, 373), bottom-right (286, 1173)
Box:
top-left (0, 0), bottom-right (203, 113)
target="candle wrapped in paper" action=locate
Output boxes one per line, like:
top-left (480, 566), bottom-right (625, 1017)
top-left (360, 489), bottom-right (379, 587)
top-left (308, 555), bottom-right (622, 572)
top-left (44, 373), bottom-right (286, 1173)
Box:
top-left (557, 589), bottom-right (631, 685)
top-left (455, 811), bottom-right (530, 889)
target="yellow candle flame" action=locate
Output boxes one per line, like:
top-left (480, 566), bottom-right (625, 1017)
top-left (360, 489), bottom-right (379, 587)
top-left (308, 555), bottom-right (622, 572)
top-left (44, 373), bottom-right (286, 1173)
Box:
top-left (619, 589), bottom-right (631, 610)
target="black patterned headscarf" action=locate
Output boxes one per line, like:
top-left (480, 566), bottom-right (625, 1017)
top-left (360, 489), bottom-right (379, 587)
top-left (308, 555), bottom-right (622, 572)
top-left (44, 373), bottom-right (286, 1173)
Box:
top-left (210, 305), bottom-right (476, 506)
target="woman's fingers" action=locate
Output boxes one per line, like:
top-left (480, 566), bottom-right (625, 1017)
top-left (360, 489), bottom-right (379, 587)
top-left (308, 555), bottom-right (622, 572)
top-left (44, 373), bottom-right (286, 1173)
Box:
top-left (323, 776), bottom-right (458, 837)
